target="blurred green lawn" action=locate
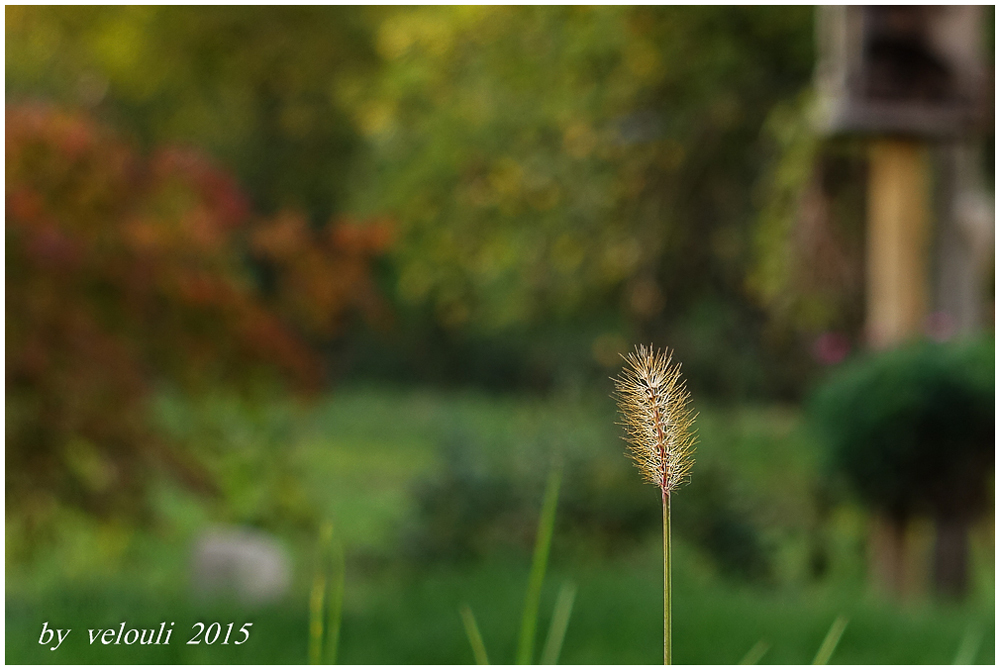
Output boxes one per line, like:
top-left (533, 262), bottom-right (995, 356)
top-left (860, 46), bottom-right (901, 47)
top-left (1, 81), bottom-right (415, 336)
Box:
top-left (6, 385), bottom-right (995, 664)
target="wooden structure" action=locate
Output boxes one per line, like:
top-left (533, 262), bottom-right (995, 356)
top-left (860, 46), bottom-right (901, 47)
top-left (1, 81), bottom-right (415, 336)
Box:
top-left (815, 6), bottom-right (985, 139)
top-left (814, 5), bottom-right (990, 599)
top-left (815, 5), bottom-right (988, 348)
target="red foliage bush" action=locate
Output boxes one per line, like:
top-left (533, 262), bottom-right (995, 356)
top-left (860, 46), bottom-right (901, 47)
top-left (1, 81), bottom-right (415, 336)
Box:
top-left (6, 104), bottom-right (391, 526)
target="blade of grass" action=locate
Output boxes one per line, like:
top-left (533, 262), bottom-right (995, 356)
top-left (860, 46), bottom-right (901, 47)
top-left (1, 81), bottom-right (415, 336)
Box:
top-left (739, 639), bottom-right (770, 665)
top-left (325, 537), bottom-right (345, 664)
top-left (308, 572), bottom-right (326, 665)
top-left (516, 461), bottom-right (563, 665)
top-left (460, 604), bottom-right (490, 665)
top-left (308, 521), bottom-right (335, 664)
top-left (812, 615), bottom-right (849, 665)
top-left (952, 624), bottom-right (981, 665)
top-left (540, 581), bottom-right (576, 665)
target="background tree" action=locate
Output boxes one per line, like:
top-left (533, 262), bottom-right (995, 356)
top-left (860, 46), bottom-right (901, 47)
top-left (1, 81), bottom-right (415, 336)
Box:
top-left (5, 104), bottom-right (389, 543)
top-left (7, 7), bottom-right (395, 540)
top-left (345, 6), bottom-right (817, 396)
top-left (8, 6), bottom-right (825, 397)
top-left (6, 5), bottom-right (378, 223)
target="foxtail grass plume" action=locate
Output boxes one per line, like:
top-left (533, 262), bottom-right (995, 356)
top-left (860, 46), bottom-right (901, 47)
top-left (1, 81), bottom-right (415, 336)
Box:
top-left (614, 344), bottom-right (696, 664)
top-left (614, 345), bottom-right (696, 495)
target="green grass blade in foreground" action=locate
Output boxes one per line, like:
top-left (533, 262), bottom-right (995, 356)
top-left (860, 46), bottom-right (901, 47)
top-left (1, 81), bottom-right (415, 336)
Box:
top-left (326, 538), bottom-right (345, 664)
top-left (812, 615), bottom-right (849, 665)
top-left (952, 624), bottom-right (982, 665)
top-left (516, 462), bottom-right (563, 664)
top-left (308, 573), bottom-right (326, 665)
top-left (308, 522), bottom-right (335, 664)
top-left (540, 581), bottom-right (577, 665)
top-left (739, 639), bottom-right (770, 665)
top-left (460, 605), bottom-right (490, 665)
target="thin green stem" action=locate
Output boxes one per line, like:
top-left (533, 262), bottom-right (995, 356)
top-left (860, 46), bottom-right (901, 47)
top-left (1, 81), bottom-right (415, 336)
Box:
top-left (516, 463), bottom-right (562, 664)
top-left (739, 640), bottom-right (770, 665)
top-left (308, 572), bottom-right (326, 665)
top-left (952, 624), bottom-right (982, 665)
top-left (663, 489), bottom-right (671, 665)
top-left (460, 605), bottom-right (490, 665)
top-left (812, 615), bottom-right (848, 665)
top-left (308, 522), bottom-right (335, 664)
top-left (326, 540), bottom-right (345, 664)
top-left (540, 581), bottom-right (577, 665)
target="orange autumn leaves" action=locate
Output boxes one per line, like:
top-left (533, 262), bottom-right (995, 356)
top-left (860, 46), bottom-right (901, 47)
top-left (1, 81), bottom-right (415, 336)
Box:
top-left (250, 210), bottom-right (393, 342)
top-left (6, 103), bottom-right (392, 520)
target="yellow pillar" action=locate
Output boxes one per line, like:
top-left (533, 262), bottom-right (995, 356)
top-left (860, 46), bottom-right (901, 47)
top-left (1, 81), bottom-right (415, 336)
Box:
top-left (866, 139), bottom-right (931, 348)
top-left (865, 138), bottom-right (934, 599)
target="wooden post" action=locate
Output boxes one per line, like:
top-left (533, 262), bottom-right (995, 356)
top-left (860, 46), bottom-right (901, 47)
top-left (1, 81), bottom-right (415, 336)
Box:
top-left (865, 138), bottom-right (933, 598)
top-left (866, 138), bottom-right (931, 349)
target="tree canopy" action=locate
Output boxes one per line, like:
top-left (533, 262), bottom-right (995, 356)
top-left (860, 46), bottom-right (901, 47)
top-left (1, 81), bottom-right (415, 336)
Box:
top-left (9, 6), bottom-right (817, 339)
top-left (6, 7), bottom-right (826, 530)
top-left (348, 6), bottom-right (815, 332)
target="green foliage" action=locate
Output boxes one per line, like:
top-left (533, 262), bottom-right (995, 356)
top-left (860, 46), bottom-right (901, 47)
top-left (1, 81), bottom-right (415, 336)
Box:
top-left (403, 399), bottom-right (799, 586)
top-left (308, 522), bottom-right (345, 664)
top-left (351, 6), bottom-right (814, 333)
top-left (5, 103), bottom-right (389, 540)
top-left (457, 466), bottom-right (569, 665)
top-left (403, 430), bottom-right (658, 564)
top-left (809, 338), bottom-right (995, 519)
top-left (749, 93), bottom-right (868, 338)
top-left (6, 6), bottom-right (830, 398)
top-left (152, 392), bottom-right (319, 533)
top-left (6, 6), bottom-right (376, 222)
top-left (403, 434), bottom-right (527, 562)
top-left (516, 463), bottom-right (561, 664)
top-left (673, 462), bottom-right (773, 584)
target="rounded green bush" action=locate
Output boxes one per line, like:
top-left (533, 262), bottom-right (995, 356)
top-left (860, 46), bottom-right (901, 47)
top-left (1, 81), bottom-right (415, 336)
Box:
top-left (809, 337), bottom-right (994, 519)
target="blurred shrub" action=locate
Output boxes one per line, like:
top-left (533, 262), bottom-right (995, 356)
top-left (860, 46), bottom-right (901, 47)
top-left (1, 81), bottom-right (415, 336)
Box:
top-left (662, 297), bottom-right (819, 402)
top-left (402, 431), bottom-right (656, 563)
top-left (402, 433), bottom-right (529, 562)
top-left (672, 461), bottom-right (774, 584)
top-left (5, 104), bottom-right (389, 540)
top-left (152, 392), bottom-right (320, 536)
top-left (809, 338), bottom-right (994, 521)
top-left (404, 430), bottom-right (773, 584)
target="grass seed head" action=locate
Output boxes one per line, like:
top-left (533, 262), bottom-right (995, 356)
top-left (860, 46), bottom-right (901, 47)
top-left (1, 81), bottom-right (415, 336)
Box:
top-left (613, 344), bottom-right (696, 494)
